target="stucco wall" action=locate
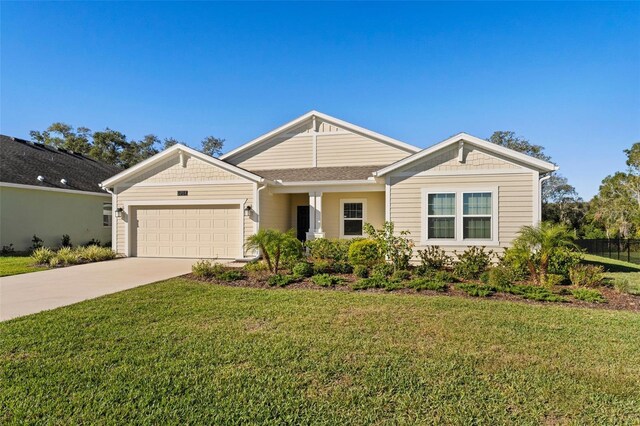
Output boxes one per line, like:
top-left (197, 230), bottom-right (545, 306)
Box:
top-left (0, 186), bottom-right (112, 251)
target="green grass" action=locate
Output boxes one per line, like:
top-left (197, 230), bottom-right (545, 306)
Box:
top-left (2, 278), bottom-right (639, 424)
top-left (0, 256), bottom-right (46, 277)
top-left (583, 254), bottom-right (640, 295)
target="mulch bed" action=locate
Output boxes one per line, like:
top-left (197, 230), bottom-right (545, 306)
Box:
top-left (185, 271), bottom-right (640, 313)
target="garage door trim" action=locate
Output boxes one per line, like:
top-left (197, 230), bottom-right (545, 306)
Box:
top-left (123, 199), bottom-right (247, 258)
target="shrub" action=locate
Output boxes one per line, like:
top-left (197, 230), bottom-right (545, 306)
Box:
top-left (48, 256), bottom-right (61, 267)
top-left (457, 283), bottom-right (495, 297)
top-left (453, 246), bottom-right (494, 280)
top-left (364, 221), bottom-right (414, 271)
top-left (332, 261), bottom-right (353, 274)
top-left (486, 266), bottom-right (514, 290)
top-left (61, 234), bottom-right (72, 248)
top-left (192, 260), bottom-right (224, 278)
top-left (569, 264), bottom-right (604, 287)
top-left (267, 274), bottom-right (299, 287)
top-left (313, 260), bottom-right (332, 275)
top-left (292, 261), bottom-right (314, 277)
top-left (218, 270), bottom-right (245, 282)
top-left (613, 277), bottom-right (630, 294)
top-left (417, 246), bottom-right (452, 271)
top-left (54, 247), bottom-right (80, 265)
top-left (372, 263), bottom-right (394, 278)
top-left (499, 248), bottom-right (530, 281)
top-left (392, 269), bottom-right (411, 282)
top-left (407, 278), bottom-right (448, 292)
top-left (31, 235), bottom-right (44, 251)
top-left (311, 273), bottom-right (344, 287)
top-left (545, 273), bottom-right (565, 288)
top-left (76, 245), bottom-right (117, 262)
top-left (351, 275), bottom-right (388, 290)
top-left (384, 281), bottom-right (406, 291)
top-left (353, 265), bottom-right (369, 278)
top-left (1, 244), bottom-right (15, 255)
top-left (84, 238), bottom-right (102, 247)
top-left (572, 288), bottom-right (606, 303)
top-left (506, 284), bottom-right (566, 302)
top-left (547, 248), bottom-right (583, 279)
top-left (306, 238), bottom-right (351, 263)
top-left (348, 239), bottom-right (383, 268)
top-left (432, 270), bottom-right (458, 283)
top-left (243, 260), bottom-right (269, 272)
top-left (31, 247), bottom-right (55, 265)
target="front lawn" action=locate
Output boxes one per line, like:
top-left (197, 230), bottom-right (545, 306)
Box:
top-left (1, 278), bottom-right (639, 424)
top-left (0, 256), bottom-right (46, 277)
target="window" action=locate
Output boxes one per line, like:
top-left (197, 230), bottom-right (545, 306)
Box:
top-left (341, 199), bottom-right (366, 237)
top-left (427, 193), bottom-right (456, 239)
top-left (103, 203), bottom-right (112, 227)
top-left (423, 188), bottom-right (497, 244)
top-left (463, 192), bottom-right (492, 239)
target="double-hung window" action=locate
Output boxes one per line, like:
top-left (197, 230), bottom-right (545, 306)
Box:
top-left (424, 189), bottom-right (496, 244)
top-left (427, 193), bottom-right (456, 239)
top-left (341, 200), bottom-right (366, 238)
top-left (103, 203), bottom-right (112, 227)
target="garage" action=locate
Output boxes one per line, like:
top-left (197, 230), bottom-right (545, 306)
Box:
top-left (132, 205), bottom-right (241, 258)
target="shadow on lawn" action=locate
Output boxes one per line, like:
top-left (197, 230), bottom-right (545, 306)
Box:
top-left (583, 257), bottom-right (640, 273)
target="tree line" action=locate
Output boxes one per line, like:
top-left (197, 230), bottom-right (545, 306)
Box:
top-left (29, 122), bottom-right (633, 239)
top-left (29, 123), bottom-right (225, 169)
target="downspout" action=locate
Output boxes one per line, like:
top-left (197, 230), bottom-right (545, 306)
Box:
top-left (538, 174), bottom-right (551, 223)
top-left (101, 184), bottom-right (117, 251)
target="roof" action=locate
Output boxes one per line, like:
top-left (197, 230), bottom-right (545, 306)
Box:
top-left (220, 110), bottom-right (421, 160)
top-left (101, 143), bottom-right (264, 187)
top-left (0, 135), bottom-right (122, 193)
top-left (374, 132), bottom-right (558, 176)
top-left (256, 166), bottom-right (380, 182)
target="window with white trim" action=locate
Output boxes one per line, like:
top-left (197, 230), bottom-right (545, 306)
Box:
top-left (341, 200), bottom-right (366, 237)
top-left (103, 203), bottom-right (112, 227)
top-left (463, 192), bottom-right (492, 239)
top-left (427, 193), bottom-right (456, 239)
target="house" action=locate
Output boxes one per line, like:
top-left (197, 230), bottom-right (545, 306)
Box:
top-left (0, 135), bottom-right (122, 251)
top-left (101, 111), bottom-right (557, 259)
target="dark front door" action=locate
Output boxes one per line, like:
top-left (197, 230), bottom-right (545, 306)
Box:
top-left (297, 205), bottom-right (310, 241)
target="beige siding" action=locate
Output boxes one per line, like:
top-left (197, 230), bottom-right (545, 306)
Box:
top-left (0, 186), bottom-right (112, 251)
top-left (389, 172), bottom-right (535, 257)
top-left (230, 135), bottom-right (314, 170)
top-left (316, 133), bottom-right (411, 167)
top-left (402, 145), bottom-right (520, 174)
top-left (127, 155), bottom-right (239, 184)
top-left (321, 192), bottom-right (385, 239)
top-left (259, 191), bottom-right (291, 232)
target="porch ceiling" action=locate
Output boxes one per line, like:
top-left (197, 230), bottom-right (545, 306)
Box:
top-left (256, 165), bottom-right (381, 182)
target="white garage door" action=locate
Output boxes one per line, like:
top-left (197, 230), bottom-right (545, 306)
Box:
top-left (133, 205), bottom-right (240, 258)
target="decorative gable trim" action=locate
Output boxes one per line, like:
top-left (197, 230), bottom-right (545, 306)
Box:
top-left (374, 133), bottom-right (558, 177)
top-left (219, 110), bottom-right (421, 161)
top-left (101, 144), bottom-right (263, 187)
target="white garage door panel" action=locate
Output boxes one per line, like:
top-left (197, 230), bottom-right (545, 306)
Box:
top-left (134, 205), bottom-right (240, 258)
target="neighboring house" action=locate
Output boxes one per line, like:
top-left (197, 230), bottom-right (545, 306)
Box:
top-left (0, 135), bottom-right (121, 251)
top-left (101, 111), bottom-right (557, 259)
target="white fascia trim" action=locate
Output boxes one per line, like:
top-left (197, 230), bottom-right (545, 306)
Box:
top-left (392, 168), bottom-right (536, 177)
top-left (0, 182), bottom-right (111, 197)
top-left (220, 110), bottom-right (421, 160)
top-left (273, 179), bottom-right (379, 186)
top-left (102, 144), bottom-right (263, 187)
top-left (374, 133), bottom-right (558, 177)
top-left (269, 183), bottom-right (384, 194)
top-left (116, 179), bottom-right (250, 189)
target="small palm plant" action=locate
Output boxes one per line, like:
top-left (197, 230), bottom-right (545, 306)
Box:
top-left (511, 222), bottom-right (577, 286)
top-left (245, 229), bottom-right (300, 274)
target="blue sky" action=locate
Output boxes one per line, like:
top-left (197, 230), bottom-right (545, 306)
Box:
top-left (1, 2), bottom-right (638, 199)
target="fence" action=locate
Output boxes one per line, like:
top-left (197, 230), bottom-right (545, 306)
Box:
top-left (576, 239), bottom-right (640, 264)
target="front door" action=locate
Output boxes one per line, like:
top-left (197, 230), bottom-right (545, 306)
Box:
top-left (297, 205), bottom-right (310, 241)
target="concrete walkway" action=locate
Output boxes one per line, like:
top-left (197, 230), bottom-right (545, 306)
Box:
top-left (0, 257), bottom-right (197, 321)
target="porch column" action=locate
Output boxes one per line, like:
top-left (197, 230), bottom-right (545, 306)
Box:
top-left (306, 192), bottom-right (325, 240)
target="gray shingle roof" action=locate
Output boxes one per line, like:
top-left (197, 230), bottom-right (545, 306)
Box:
top-left (255, 165), bottom-right (380, 182)
top-left (0, 135), bottom-right (122, 193)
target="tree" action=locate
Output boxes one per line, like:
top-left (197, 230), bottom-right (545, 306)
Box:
top-left (201, 136), bottom-right (225, 157)
top-left (163, 137), bottom-right (182, 150)
top-left (244, 229), bottom-right (300, 274)
top-left (30, 123), bottom-right (92, 154)
top-left (487, 131), bottom-right (551, 162)
top-left (89, 129), bottom-right (129, 167)
top-left (120, 134), bottom-right (160, 169)
top-left (510, 222), bottom-right (577, 286)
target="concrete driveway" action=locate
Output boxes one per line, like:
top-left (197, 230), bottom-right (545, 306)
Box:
top-left (0, 258), bottom-right (197, 321)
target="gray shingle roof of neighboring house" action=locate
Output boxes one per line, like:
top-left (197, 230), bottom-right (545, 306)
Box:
top-left (0, 135), bottom-right (122, 193)
top-left (256, 165), bottom-right (380, 182)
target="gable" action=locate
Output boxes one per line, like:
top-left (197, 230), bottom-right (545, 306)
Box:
top-left (124, 154), bottom-right (241, 186)
top-left (400, 144), bottom-right (522, 174)
top-left (225, 114), bottom-right (418, 170)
